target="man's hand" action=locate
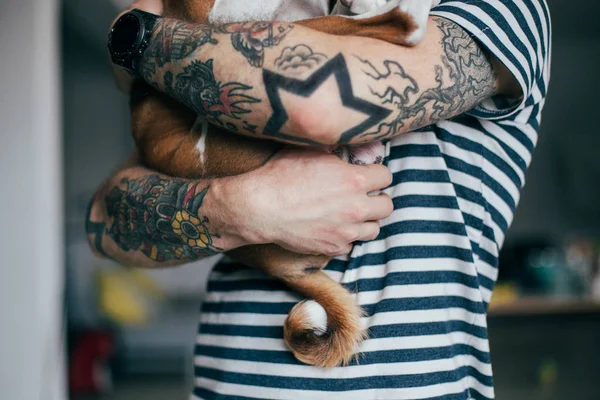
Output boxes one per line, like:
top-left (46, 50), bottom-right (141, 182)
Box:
top-left (87, 149), bottom-right (394, 267)
top-left (217, 148), bottom-right (394, 257)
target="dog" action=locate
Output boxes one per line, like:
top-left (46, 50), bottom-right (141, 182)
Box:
top-left (130, 0), bottom-right (438, 368)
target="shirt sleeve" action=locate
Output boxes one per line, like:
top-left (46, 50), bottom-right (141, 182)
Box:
top-left (430, 0), bottom-right (551, 120)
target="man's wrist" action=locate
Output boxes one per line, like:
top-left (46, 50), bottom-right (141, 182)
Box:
top-left (139, 16), bottom-right (163, 80)
top-left (205, 176), bottom-right (267, 251)
top-left (108, 8), bottom-right (161, 78)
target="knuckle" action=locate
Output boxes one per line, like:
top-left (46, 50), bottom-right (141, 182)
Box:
top-left (332, 227), bottom-right (346, 242)
top-left (347, 205), bottom-right (365, 221)
top-left (345, 227), bottom-right (359, 242)
top-left (337, 245), bottom-right (349, 256)
top-left (342, 228), bottom-right (356, 242)
top-left (322, 246), bottom-right (337, 257)
top-left (325, 243), bottom-right (347, 257)
top-left (335, 226), bottom-right (356, 243)
top-left (347, 172), bottom-right (367, 191)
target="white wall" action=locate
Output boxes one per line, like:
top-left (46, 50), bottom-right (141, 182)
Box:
top-left (0, 0), bottom-right (65, 399)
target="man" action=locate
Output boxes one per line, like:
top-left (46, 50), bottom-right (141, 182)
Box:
top-left (87, 0), bottom-right (550, 398)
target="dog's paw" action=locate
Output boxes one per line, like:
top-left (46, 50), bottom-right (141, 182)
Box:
top-left (397, 0), bottom-right (436, 45)
top-left (340, 0), bottom-right (389, 15)
top-left (348, 0), bottom-right (437, 46)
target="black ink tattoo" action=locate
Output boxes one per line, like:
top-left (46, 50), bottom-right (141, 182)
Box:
top-left (142, 19), bottom-right (267, 127)
top-left (360, 17), bottom-right (496, 141)
top-left (274, 44), bottom-right (328, 72)
top-left (85, 196), bottom-right (112, 260)
top-left (264, 54), bottom-right (392, 145)
top-left (105, 175), bottom-right (220, 262)
top-left (168, 60), bottom-right (221, 114)
top-left (162, 58), bottom-right (260, 124)
top-left (242, 120), bottom-right (258, 135)
top-left (142, 19), bottom-right (218, 81)
top-left (215, 22), bottom-right (294, 67)
top-left (143, 19), bottom-right (294, 76)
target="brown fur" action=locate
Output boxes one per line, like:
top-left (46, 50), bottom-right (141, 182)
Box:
top-left (284, 271), bottom-right (367, 368)
top-left (130, 1), bottom-right (418, 367)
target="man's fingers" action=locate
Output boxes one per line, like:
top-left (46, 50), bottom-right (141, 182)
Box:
top-left (363, 193), bottom-right (394, 221)
top-left (357, 164), bottom-right (394, 192)
top-left (356, 222), bottom-right (381, 242)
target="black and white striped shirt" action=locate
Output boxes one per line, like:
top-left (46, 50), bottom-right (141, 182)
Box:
top-left (192, 0), bottom-right (551, 398)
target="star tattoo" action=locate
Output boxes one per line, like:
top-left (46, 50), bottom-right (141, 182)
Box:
top-left (263, 54), bottom-right (392, 145)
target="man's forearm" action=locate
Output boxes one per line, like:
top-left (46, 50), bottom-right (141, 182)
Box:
top-left (140, 16), bottom-right (500, 146)
top-left (86, 166), bottom-right (250, 268)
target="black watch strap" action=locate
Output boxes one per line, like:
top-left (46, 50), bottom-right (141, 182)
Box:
top-left (131, 9), bottom-right (159, 74)
top-left (108, 9), bottom-right (159, 77)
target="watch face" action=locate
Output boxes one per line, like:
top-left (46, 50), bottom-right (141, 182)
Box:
top-left (110, 13), bottom-right (141, 55)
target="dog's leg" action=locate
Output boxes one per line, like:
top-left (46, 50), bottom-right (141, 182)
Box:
top-left (131, 85), bottom-right (279, 179)
top-left (300, 0), bottom-right (437, 47)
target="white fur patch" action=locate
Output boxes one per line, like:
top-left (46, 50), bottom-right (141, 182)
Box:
top-left (347, 0), bottom-right (402, 19)
top-left (341, 0), bottom-right (389, 15)
top-left (345, 0), bottom-right (435, 47)
top-left (209, 0), bottom-right (281, 23)
top-left (400, 0), bottom-right (435, 46)
top-left (208, 0), bottom-right (329, 24)
top-left (193, 117), bottom-right (209, 171)
top-left (302, 300), bottom-right (328, 335)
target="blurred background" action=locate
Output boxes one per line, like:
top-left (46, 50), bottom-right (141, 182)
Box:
top-left (1, 0), bottom-right (599, 399)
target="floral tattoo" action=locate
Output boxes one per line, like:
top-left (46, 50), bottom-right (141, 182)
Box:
top-left (104, 175), bottom-right (220, 262)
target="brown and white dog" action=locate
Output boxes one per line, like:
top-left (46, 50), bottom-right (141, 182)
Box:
top-left (130, 0), bottom-right (437, 368)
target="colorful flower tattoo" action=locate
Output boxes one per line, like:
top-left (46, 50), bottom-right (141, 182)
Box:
top-left (105, 175), bottom-right (220, 262)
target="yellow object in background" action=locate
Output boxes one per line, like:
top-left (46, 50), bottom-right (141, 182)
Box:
top-left (128, 269), bottom-right (166, 300)
top-left (97, 268), bottom-right (166, 325)
top-left (489, 282), bottom-right (520, 307)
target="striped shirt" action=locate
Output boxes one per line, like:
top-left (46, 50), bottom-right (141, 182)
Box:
top-left (192, 0), bottom-right (552, 398)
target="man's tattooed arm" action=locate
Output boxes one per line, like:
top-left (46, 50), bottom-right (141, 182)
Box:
top-left (140, 16), bottom-right (516, 146)
top-left (356, 17), bottom-right (498, 142)
top-left (85, 165), bottom-right (249, 268)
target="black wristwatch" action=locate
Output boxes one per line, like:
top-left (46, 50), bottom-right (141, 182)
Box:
top-left (108, 9), bottom-right (159, 76)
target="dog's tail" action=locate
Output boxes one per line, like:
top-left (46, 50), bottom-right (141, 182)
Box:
top-left (283, 271), bottom-right (366, 368)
